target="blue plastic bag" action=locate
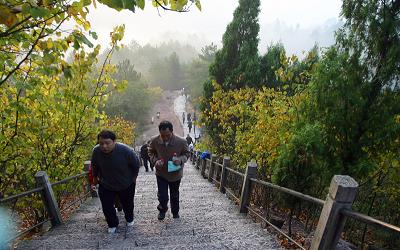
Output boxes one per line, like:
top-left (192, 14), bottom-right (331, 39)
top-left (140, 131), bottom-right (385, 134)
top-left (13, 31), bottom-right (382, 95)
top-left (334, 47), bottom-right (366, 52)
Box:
top-left (168, 160), bottom-right (181, 172)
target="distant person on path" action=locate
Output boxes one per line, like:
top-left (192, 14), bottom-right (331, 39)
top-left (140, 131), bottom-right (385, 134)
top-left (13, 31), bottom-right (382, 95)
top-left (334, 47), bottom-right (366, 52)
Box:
top-left (187, 112), bottom-right (191, 122)
top-left (157, 111), bottom-right (160, 119)
top-left (140, 142), bottom-right (153, 172)
top-left (182, 112), bottom-right (185, 124)
top-left (187, 120), bottom-right (192, 133)
top-left (90, 130), bottom-right (140, 233)
top-left (186, 134), bottom-right (193, 146)
top-left (148, 121), bottom-right (190, 220)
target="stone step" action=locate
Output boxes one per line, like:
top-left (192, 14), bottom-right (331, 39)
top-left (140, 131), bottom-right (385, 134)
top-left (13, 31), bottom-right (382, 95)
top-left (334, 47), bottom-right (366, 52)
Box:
top-left (18, 164), bottom-right (282, 249)
top-left (115, 231), bottom-right (277, 249)
top-left (43, 217), bottom-right (263, 240)
top-left (20, 228), bottom-right (279, 250)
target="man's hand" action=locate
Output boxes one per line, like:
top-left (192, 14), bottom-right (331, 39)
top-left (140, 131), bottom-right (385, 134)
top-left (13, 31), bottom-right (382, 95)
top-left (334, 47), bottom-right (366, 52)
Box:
top-left (155, 159), bottom-right (165, 167)
top-left (173, 157), bottom-right (181, 166)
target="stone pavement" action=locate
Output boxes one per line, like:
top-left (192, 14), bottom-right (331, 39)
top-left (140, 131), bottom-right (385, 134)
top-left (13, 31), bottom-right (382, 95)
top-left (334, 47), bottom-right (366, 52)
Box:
top-left (18, 163), bottom-right (282, 249)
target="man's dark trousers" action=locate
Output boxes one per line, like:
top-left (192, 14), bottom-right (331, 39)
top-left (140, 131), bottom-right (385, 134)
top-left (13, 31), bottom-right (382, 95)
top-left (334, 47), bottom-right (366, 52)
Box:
top-left (142, 157), bottom-right (150, 171)
top-left (156, 175), bottom-right (181, 215)
top-left (98, 182), bottom-right (136, 228)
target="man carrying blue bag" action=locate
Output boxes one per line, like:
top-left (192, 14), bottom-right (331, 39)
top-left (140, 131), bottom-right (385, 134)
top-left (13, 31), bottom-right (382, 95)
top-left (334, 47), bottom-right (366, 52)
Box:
top-left (148, 120), bottom-right (190, 220)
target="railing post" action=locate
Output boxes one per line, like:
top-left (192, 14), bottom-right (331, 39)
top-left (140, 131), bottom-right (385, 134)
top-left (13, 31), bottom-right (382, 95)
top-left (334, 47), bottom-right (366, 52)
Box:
top-left (35, 171), bottom-right (62, 226)
top-left (219, 156), bottom-right (230, 194)
top-left (197, 152), bottom-right (201, 169)
top-left (84, 160), bottom-right (97, 198)
top-left (191, 150), bottom-right (195, 164)
top-left (201, 157), bottom-right (207, 178)
top-left (208, 154), bottom-right (215, 182)
top-left (310, 175), bottom-right (358, 250)
top-left (239, 160), bottom-right (257, 213)
top-left (194, 151), bottom-right (198, 168)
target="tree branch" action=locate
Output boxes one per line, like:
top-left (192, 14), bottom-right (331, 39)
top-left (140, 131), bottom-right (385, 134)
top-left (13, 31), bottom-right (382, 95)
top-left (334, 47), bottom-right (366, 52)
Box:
top-left (153, 0), bottom-right (191, 13)
top-left (0, 25), bottom-right (45, 87)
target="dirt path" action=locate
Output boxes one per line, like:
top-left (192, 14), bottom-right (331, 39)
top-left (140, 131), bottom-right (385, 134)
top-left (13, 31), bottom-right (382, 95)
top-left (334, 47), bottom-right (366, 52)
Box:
top-left (136, 90), bottom-right (184, 147)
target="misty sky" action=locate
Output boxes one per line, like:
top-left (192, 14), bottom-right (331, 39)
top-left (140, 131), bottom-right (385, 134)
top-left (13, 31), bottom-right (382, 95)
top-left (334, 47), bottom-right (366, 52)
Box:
top-left (85, 0), bottom-right (343, 55)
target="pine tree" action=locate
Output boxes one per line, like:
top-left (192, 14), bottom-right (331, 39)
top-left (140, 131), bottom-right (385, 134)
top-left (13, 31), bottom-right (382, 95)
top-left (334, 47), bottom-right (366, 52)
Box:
top-left (209, 0), bottom-right (261, 90)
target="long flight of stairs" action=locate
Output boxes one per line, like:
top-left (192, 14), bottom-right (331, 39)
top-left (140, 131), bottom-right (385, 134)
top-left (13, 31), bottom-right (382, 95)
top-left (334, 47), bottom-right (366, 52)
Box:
top-left (18, 163), bottom-right (282, 249)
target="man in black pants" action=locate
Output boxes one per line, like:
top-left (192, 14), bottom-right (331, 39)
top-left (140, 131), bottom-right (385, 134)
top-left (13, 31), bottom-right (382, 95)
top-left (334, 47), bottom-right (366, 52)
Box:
top-left (148, 121), bottom-right (190, 220)
top-left (91, 130), bottom-right (140, 233)
top-left (140, 142), bottom-right (152, 172)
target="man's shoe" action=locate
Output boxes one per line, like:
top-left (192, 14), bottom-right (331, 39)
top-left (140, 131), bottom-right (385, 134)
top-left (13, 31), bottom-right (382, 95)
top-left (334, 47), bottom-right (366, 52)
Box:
top-left (158, 211), bottom-right (166, 221)
top-left (172, 213), bottom-right (180, 219)
top-left (108, 227), bottom-right (117, 234)
top-left (127, 221), bottom-right (134, 227)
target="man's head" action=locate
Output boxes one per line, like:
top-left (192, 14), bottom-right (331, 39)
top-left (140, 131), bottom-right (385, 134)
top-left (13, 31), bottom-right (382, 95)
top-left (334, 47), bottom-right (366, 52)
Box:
top-left (97, 130), bottom-right (116, 154)
top-left (158, 120), bottom-right (173, 142)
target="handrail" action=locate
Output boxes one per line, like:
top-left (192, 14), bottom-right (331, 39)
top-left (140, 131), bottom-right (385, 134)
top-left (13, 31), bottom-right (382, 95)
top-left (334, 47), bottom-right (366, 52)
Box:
top-left (225, 167), bottom-right (245, 178)
top-left (225, 187), bottom-right (240, 202)
top-left (7, 217), bottom-right (52, 243)
top-left (247, 206), bottom-right (306, 250)
top-left (51, 172), bottom-right (88, 187)
top-left (1, 170), bottom-right (90, 243)
top-left (0, 172), bottom-right (89, 204)
top-left (214, 162), bottom-right (223, 168)
top-left (249, 178), bottom-right (325, 206)
top-left (193, 149), bottom-right (400, 247)
top-left (341, 209), bottom-right (400, 234)
top-left (60, 190), bottom-right (91, 213)
top-left (0, 187), bottom-right (44, 204)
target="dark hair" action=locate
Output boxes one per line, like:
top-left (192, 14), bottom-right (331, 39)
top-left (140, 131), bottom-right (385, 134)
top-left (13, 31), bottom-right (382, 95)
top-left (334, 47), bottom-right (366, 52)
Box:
top-left (97, 130), bottom-right (116, 141)
top-left (158, 120), bottom-right (173, 131)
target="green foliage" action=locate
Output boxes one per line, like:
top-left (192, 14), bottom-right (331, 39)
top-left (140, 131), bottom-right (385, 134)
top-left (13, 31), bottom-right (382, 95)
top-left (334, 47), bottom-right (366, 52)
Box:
top-left (184, 43), bottom-right (218, 103)
top-left (274, 123), bottom-right (329, 196)
top-left (199, 1), bottom-right (399, 247)
top-left (99, 0), bottom-right (201, 12)
top-left (108, 40), bottom-right (199, 77)
top-left (104, 59), bottom-right (160, 131)
top-left (0, 25), bottom-right (127, 197)
top-left (148, 51), bottom-right (183, 90)
top-left (260, 42), bottom-right (286, 89)
top-left (208, 0), bottom-right (261, 90)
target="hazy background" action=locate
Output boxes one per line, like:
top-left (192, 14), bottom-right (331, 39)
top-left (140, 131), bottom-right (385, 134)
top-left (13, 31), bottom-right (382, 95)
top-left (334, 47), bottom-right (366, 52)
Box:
top-left (86, 0), bottom-right (343, 56)
top-left (88, 0), bottom-right (344, 133)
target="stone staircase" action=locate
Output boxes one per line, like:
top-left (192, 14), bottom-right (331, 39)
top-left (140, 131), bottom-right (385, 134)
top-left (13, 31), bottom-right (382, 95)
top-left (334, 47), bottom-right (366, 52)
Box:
top-left (18, 163), bottom-right (282, 249)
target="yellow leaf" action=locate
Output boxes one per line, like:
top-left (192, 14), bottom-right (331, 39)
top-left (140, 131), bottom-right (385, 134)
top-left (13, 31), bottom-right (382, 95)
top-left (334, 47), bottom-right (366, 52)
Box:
top-left (47, 38), bottom-right (53, 49)
top-left (0, 6), bottom-right (17, 27)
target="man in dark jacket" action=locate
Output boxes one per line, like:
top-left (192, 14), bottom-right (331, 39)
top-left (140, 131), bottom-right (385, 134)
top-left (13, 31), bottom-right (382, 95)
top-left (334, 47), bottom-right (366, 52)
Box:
top-left (140, 142), bottom-right (152, 172)
top-left (91, 130), bottom-right (140, 233)
top-left (185, 134), bottom-right (193, 146)
top-left (148, 121), bottom-right (190, 220)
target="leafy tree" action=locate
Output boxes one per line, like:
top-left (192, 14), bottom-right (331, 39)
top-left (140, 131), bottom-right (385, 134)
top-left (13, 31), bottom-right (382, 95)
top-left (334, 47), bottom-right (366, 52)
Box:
top-left (184, 43), bottom-right (218, 102)
top-left (201, 0), bottom-right (261, 150)
top-left (199, 43), bottom-right (217, 62)
top-left (0, 0), bottom-right (201, 89)
top-left (309, 0), bottom-right (400, 176)
top-left (208, 0), bottom-right (261, 90)
top-left (260, 42), bottom-right (286, 89)
top-left (0, 26), bottom-right (127, 226)
top-left (104, 59), bottom-right (160, 131)
top-left (0, 0), bottom-right (201, 232)
top-left (148, 52), bottom-right (183, 90)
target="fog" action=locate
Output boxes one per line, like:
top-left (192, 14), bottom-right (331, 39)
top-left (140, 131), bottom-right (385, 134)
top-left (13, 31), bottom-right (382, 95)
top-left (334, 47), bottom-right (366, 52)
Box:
top-left (86, 0), bottom-right (343, 56)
